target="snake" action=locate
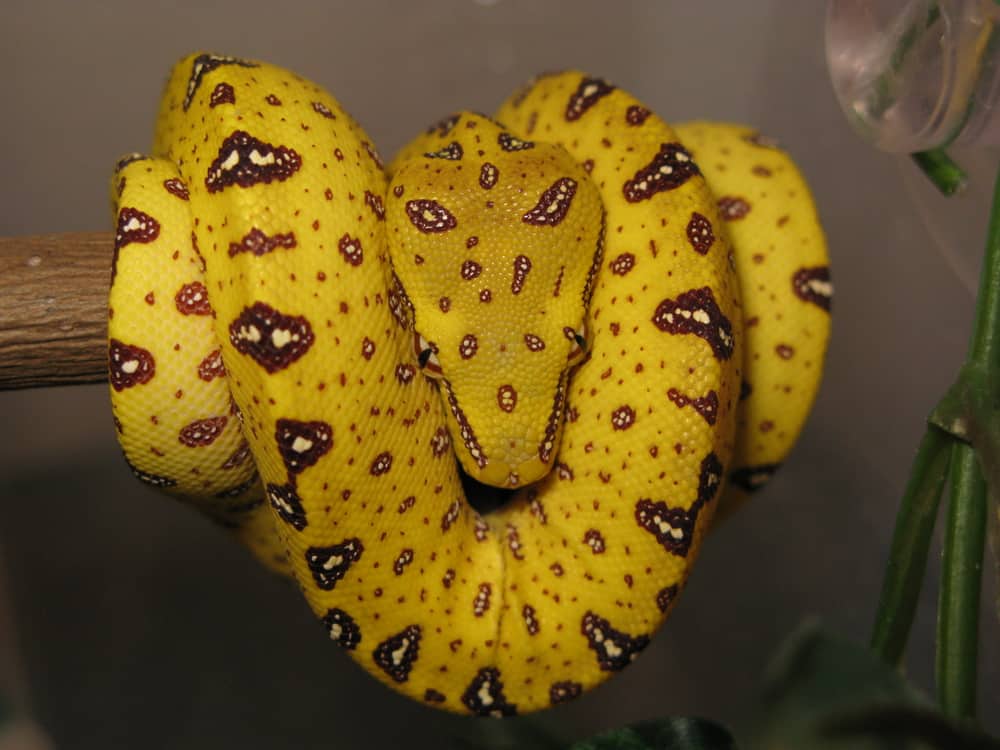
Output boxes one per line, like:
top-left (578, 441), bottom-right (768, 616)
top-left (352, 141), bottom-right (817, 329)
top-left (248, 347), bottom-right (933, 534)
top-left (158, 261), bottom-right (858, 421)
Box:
top-left (107, 53), bottom-right (830, 716)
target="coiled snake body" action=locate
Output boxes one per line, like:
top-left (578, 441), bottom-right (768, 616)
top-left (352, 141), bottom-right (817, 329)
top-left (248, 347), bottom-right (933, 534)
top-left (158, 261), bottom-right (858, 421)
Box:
top-left (108, 54), bottom-right (830, 715)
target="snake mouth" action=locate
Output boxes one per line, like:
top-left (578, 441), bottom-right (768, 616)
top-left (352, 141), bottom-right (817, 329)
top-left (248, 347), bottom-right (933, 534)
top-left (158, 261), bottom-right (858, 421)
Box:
top-left (459, 465), bottom-right (519, 516)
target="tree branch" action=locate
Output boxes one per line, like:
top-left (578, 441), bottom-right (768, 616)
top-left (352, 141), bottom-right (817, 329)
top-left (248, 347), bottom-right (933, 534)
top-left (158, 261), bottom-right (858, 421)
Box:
top-left (0, 232), bottom-right (112, 390)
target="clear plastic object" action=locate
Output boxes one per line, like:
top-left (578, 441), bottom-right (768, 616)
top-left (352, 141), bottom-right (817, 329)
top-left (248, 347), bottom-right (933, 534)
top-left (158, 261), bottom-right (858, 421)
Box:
top-left (827, 0), bottom-right (1000, 153)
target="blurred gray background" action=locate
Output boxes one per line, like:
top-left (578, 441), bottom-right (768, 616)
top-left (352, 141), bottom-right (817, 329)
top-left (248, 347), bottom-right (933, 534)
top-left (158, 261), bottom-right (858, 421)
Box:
top-left (1, 0), bottom-right (997, 747)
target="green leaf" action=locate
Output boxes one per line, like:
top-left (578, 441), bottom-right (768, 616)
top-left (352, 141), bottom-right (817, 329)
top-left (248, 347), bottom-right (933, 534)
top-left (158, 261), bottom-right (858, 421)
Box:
top-left (751, 622), bottom-right (1000, 749)
top-left (568, 718), bottom-right (737, 750)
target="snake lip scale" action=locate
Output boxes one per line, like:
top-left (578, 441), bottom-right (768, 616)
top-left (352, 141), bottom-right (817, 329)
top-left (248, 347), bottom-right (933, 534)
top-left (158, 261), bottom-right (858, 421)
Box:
top-left (107, 52), bottom-right (830, 715)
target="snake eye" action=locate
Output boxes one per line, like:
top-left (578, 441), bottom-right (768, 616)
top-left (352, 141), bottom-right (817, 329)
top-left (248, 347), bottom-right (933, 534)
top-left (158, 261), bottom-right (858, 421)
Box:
top-left (414, 332), bottom-right (443, 377)
top-left (565, 324), bottom-right (588, 364)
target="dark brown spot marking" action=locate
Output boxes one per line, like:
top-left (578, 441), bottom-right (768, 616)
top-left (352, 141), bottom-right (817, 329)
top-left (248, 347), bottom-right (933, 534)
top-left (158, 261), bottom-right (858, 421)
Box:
top-left (609, 252), bottom-right (635, 276)
top-left (424, 689), bottom-right (446, 704)
top-left (550, 681), bottom-right (582, 704)
top-left (267, 482), bottom-right (307, 530)
top-left (497, 384), bottom-right (517, 413)
top-left (113, 207), bottom-right (160, 283)
top-left (373, 625), bottom-right (421, 683)
top-left (507, 524), bottom-right (524, 560)
top-left (459, 334), bottom-right (478, 360)
top-left (479, 162), bottom-right (499, 189)
top-left (197, 348), bottom-right (225, 382)
top-left (183, 54), bottom-right (256, 110)
top-left (652, 287), bottom-right (734, 360)
top-left (175, 281), bottom-right (212, 316)
top-left (667, 388), bottom-right (719, 425)
top-left (227, 228), bottom-right (297, 258)
top-left (275, 418), bottom-right (332, 475)
top-left (311, 101), bottom-right (335, 119)
top-left (718, 196), bottom-right (751, 220)
top-left (656, 584), bottom-right (679, 613)
top-left (625, 104), bottom-right (651, 125)
top-left (581, 612), bottom-right (649, 671)
top-left (462, 667), bottom-right (517, 717)
top-left (698, 452), bottom-right (723, 505)
top-left (322, 608), bottom-right (360, 650)
top-left (522, 604), bottom-right (539, 635)
top-left (635, 499), bottom-right (698, 557)
top-left (524, 333), bottom-right (545, 351)
top-left (222, 441), bottom-right (250, 471)
top-left (393, 549), bottom-right (414, 575)
top-left (229, 302), bottom-right (314, 373)
top-left (163, 178), bottom-right (189, 200)
top-left (405, 199), bottom-right (458, 233)
top-left (744, 131), bottom-right (780, 148)
top-left (370, 451), bottom-right (393, 476)
top-left (523, 177), bottom-right (577, 226)
top-left (776, 343), bottom-right (795, 360)
top-left (209, 82), bottom-right (235, 107)
top-left (124, 457), bottom-right (176, 488)
top-left (109, 339), bottom-right (155, 391)
top-left (686, 212), bottom-right (715, 254)
top-left (610, 405), bottom-right (635, 431)
top-left (584, 528), bottom-right (606, 554)
top-left (205, 130), bottom-right (301, 193)
top-left (305, 538), bottom-right (363, 590)
top-left (730, 463), bottom-right (781, 492)
top-left (444, 382), bottom-right (486, 467)
top-left (178, 416), bottom-right (227, 447)
top-left (473, 583), bottom-right (491, 616)
top-left (337, 233), bottom-right (363, 266)
top-left (441, 500), bottom-right (460, 532)
top-left (511, 254), bottom-right (531, 294)
top-left (792, 266), bottom-right (833, 312)
top-left (461, 260), bottom-right (482, 280)
top-left (364, 190), bottom-right (385, 220)
top-left (431, 427), bottom-right (450, 458)
top-left (498, 132), bottom-right (534, 152)
top-left (427, 113), bottom-right (459, 137)
top-left (566, 77), bottom-right (615, 121)
top-left (426, 141), bottom-right (463, 160)
top-left (623, 143), bottom-right (699, 202)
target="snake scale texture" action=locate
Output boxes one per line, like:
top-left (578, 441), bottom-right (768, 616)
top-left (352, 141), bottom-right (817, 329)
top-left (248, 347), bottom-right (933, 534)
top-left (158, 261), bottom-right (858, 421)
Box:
top-left (107, 53), bottom-right (830, 716)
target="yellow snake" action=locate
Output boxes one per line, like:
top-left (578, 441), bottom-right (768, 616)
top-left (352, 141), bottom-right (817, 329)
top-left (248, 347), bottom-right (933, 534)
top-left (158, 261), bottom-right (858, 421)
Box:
top-left (107, 53), bottom-right (830, 716)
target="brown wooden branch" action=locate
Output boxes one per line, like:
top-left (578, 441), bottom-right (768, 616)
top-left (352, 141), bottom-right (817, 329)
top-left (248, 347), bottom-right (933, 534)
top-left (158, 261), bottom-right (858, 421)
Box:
top-left (0, 232), bottom-right (112, 390)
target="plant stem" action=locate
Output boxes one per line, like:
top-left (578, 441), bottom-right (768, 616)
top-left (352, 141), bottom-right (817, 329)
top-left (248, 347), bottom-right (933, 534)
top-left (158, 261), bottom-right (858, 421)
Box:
top-left (911, 150), bottom-right (968, 196)
top-left (870, 425), bottom-right (952, 665)
top-left (936, 442), bottom-right (987, 719)
top-left (966, 163), bottom-right (1000, 367)
top-left (934, 160), bottom-right (1000, 719)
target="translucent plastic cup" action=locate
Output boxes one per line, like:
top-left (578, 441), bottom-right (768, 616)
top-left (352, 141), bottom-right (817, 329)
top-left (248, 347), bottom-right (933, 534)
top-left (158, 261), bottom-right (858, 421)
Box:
top-left (827, 0), bottom-right (1000, 153)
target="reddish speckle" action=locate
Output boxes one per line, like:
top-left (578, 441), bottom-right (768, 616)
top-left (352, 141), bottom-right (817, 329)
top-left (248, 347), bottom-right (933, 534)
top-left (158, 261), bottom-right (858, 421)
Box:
top-left (718, 196), bottom-right (751, 220)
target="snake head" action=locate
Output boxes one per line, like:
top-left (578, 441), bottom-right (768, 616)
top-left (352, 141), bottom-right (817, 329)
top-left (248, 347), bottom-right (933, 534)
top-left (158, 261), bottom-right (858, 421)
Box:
top-left (386, 113), bottom-right (604, 489)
